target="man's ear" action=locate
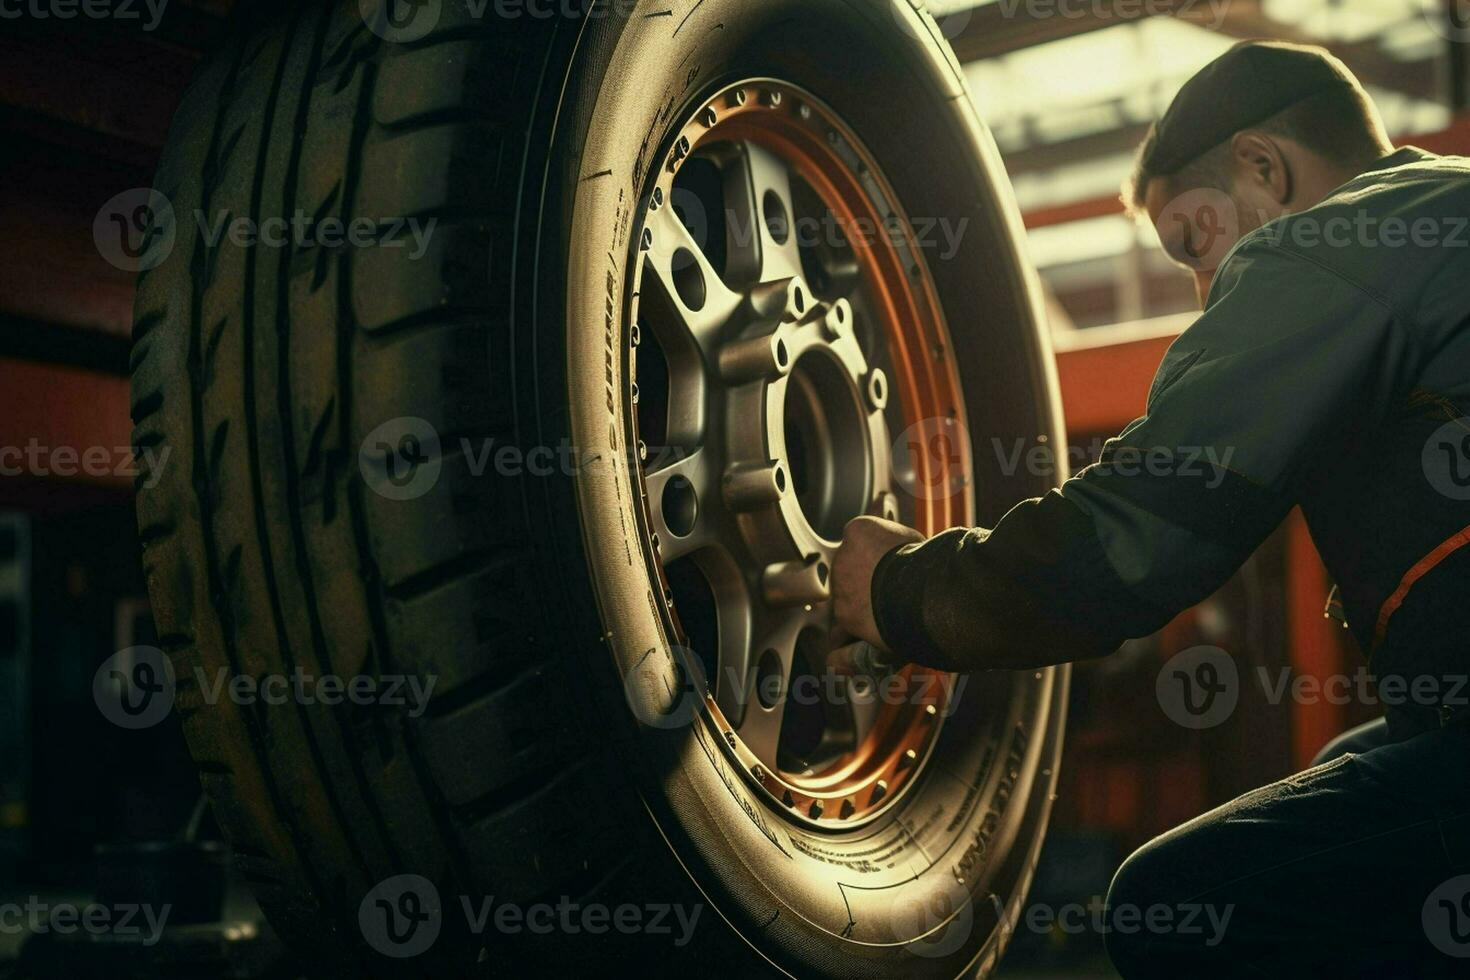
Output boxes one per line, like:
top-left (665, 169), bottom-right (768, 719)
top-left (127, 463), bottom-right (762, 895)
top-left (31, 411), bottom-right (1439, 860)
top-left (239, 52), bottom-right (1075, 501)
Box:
top-left (1229, 130), bottom-right (1292, 205)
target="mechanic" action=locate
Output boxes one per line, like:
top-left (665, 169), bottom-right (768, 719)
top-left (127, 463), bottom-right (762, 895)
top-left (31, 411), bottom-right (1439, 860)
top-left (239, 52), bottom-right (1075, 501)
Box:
top-left (831, 40), bottom-right (1470, 978)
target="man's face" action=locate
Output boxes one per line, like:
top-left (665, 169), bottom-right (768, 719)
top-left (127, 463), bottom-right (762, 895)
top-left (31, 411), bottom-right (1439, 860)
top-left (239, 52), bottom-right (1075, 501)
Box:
top-left (1143, 177), bottom-right (1244, 308)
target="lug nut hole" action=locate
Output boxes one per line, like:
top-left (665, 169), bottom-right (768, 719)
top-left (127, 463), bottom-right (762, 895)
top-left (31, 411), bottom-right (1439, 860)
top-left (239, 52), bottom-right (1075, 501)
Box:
top-left (764, 189), bottom-right (791, 246)
top-left (756, 649), bottom-right (785, 709)
top-left (662, 475), bottom-right (699, 538)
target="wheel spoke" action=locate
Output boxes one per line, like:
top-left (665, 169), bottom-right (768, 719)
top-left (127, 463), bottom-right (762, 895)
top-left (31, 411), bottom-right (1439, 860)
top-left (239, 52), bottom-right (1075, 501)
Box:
top-left (642, 203), bottom-right (743, 353)
top-left (699, 548), bottom-right (757, 724)
top-left (733, 673), bottom-right (788, 773)
top-left (844, 670), bottom-right (885, 758)
top-left (730, 606), bottom-right (810, 768)
top-left (723, 141), bottom-right (805, 286)
top-left (644, 447), bottom-right (715, 564)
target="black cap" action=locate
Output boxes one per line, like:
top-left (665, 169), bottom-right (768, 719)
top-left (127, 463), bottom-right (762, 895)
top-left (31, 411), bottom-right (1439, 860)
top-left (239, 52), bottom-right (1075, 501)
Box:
top-left (1143, 40), bottom-right (1360, 176)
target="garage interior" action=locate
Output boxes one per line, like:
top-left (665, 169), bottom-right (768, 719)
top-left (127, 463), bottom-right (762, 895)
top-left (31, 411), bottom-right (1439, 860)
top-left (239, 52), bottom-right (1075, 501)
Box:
top-left (0, 1), bottom-right (1466, 977)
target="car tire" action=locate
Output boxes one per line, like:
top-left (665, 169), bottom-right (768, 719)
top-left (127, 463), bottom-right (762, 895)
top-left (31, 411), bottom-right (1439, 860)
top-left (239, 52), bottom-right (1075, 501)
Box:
top-left (129, 1), bottom-right (1070, 975)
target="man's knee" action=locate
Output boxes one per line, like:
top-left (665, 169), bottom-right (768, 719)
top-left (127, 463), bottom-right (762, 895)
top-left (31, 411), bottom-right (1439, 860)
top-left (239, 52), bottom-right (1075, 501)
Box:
top-left (1104, 838), bottom-right (1177, 979)
top-left (1104, 827), bottom-right (1239, 979)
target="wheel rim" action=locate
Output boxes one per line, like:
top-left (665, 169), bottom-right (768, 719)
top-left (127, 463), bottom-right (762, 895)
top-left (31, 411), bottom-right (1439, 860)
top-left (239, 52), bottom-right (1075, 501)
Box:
top-left (628, 79), bottom-right (974, 829)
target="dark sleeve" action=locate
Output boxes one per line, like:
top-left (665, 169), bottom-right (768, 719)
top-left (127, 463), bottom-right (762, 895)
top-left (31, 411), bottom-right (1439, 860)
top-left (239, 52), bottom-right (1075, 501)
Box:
top-left (872, 241), bottom-right (1413, 672)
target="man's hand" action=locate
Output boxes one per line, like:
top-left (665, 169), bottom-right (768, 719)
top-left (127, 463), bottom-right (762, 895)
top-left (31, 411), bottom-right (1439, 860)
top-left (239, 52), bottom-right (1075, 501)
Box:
top-left (831, 516), bottom-right (924, 653)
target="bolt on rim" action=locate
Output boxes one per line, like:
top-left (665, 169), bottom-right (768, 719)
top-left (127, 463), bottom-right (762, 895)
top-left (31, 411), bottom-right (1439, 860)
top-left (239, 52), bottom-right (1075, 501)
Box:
top-left (626, 79), bottom-right (975, 830)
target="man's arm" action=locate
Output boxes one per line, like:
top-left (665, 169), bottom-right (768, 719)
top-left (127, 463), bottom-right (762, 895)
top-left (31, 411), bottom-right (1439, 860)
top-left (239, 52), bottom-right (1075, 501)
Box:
top-left (846, 240), bottom-right (1414, 672)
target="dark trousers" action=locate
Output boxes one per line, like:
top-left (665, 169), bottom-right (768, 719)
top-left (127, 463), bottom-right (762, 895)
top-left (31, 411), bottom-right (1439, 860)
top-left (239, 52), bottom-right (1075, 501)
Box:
top-left (1104, 719), bottom-right (1470, 978)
